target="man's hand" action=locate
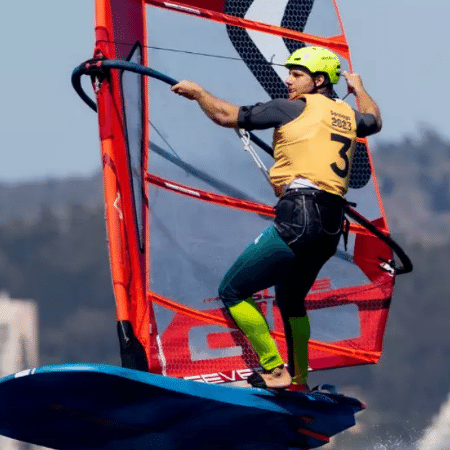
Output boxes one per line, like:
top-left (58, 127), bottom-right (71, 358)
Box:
top-left (171, 80), bottom-right (203, 100)
top-left (171, 80), bottom-right (239, 127)
top-left (343, 71), bottom-right (382, 131)
top-left (343, 71), bottom-right (365, 95)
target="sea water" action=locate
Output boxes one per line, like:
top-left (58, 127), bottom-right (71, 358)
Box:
top-left (326, 392), bottom-right (450, 450)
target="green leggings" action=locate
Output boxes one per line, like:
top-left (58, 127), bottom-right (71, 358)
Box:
top-left (219, 225), bottom-right (314, 383)
top-left (218, 189), bottom-right (342, 383)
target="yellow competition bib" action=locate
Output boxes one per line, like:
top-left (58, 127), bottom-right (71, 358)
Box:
top-left (270, 94), bottom-right (357, 197)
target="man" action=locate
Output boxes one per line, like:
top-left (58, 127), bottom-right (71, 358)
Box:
top-left (172, 46), bottom-right (382, 390)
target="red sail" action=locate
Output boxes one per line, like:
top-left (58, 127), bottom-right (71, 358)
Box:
top-left (91, 0), bottom-right (400, 383)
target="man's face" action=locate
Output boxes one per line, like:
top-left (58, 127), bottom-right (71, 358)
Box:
top-left (285, 68), bottom-right (315, 100)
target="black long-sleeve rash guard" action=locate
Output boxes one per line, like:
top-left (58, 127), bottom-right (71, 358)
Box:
top-left (238, 97), bottom-right (379, 138)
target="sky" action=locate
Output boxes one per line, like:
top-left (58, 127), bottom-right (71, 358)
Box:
top-left (0, 0), bottom-right (448, 182)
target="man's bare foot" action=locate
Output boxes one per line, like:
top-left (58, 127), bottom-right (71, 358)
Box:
top-left (259, 365), bottom-right (292, 389)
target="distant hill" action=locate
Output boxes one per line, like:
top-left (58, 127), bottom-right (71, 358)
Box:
top-left (0, 172), bottom-right (103, 224)
top-left (373, 127), bottom-right (450, 247)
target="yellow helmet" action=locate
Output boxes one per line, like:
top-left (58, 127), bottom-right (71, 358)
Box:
top-left (285, 46), bottom-right (341, 84)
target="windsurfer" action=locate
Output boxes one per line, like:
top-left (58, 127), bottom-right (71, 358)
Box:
top-left (172, 46), bottom-right (382, 390)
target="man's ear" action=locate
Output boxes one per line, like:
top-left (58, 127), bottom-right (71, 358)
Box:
top-left (314, 74), bottom-right (326, 88)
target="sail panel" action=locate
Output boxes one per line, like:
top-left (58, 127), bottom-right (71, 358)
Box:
top-left (147, 185), bottom-right (394, 379)
top-left (144, 0), bottom-right (350, 58)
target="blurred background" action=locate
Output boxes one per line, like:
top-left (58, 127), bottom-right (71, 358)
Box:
top-left (1, 1), bottom-right (449, 449)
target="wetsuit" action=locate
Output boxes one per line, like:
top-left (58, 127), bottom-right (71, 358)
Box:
top-left (218, 95), bottom-right (379, 385)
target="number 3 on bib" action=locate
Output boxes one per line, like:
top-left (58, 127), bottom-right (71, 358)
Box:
top-left (330, 133), bottom-right (352, 178)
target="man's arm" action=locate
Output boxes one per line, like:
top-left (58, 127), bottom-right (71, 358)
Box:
top-left (343, 71), bottom-right (382, 132)
top-left (171, 80), bottom-right (239, 128)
